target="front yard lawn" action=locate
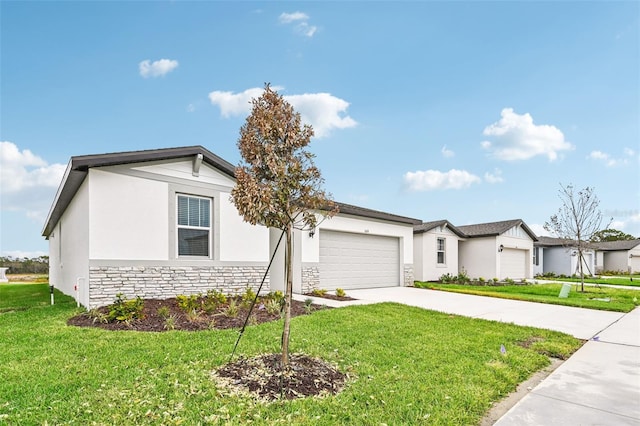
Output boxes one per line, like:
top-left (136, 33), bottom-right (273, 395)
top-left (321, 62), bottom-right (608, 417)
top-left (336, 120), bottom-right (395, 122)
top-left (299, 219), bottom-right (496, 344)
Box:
top-left (0, 284), bottom-right (581, 425)
top-left (416, 282), bottom-right (640, 312)
top-left (540, 275), bottom-right (640, 288)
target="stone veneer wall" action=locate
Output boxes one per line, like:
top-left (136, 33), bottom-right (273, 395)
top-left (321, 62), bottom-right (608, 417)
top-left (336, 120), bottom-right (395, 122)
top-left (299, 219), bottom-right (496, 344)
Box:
top-left (88, 265), bottom-right (267, 308)
top-left (404, 264), bottom-right (414, 287)
top-left (301, 264), bottom-right (320, 294)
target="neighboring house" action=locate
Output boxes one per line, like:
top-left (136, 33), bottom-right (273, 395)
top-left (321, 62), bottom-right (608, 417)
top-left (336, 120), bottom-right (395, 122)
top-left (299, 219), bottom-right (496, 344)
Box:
top-left (413, 220), bottom-right (466, 281)
top-left (592, 239), bottom-right (640, 274)
top-left (534, 236), bottom-right (596, 277)
top-left (43, 146), bottom-right (419, 308)
top-left (457, 219), bottom-right (537, 280)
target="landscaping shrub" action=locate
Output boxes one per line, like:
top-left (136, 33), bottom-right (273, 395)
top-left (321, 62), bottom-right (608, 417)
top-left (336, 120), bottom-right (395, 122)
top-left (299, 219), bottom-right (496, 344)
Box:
top-left (107, 293), bottom-right (144, 323)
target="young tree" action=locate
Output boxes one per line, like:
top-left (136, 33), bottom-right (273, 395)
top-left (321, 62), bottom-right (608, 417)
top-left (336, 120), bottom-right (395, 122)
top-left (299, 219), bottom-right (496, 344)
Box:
top-left (544, 184), bottom-right (611, 291)
top-left (231, 84), bottom-right (337, 366)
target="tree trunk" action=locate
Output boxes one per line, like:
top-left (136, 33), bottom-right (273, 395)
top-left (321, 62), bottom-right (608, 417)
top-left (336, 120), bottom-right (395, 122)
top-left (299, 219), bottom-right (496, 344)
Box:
top-left (281, 223), bottom-right (293, 366)
top-left (578, 249), bottom-right (585, 292)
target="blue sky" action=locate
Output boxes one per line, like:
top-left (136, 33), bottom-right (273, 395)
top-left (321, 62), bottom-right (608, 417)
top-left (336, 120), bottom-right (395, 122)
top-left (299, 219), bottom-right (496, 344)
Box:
top-left (1, 1), bottom-right (639, 258)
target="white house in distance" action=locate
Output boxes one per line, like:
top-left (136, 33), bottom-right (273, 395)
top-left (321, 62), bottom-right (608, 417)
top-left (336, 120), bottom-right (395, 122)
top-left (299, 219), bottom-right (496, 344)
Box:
top-left (457, 219), bottom-right (537, 280)
top-left (533, 236), bottom-right (596, 277)
top-left (413, 220), bottom-right (466, 281)
top-left (592, 239), bottom-right (640, 274)
top-left (42, 146), bottom-right (419, 308)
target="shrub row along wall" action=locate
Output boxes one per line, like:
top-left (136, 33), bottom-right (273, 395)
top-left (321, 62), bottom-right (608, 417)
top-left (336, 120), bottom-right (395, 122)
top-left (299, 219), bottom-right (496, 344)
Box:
top-left (88, 266), bottom-right (268, 308)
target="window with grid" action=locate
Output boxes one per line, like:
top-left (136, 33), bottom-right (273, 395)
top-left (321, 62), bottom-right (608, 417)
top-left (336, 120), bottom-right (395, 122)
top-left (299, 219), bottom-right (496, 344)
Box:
top-left (437, 238), bottom-right (446, 264)
top-left (177, 195), bottom-right (211, 257)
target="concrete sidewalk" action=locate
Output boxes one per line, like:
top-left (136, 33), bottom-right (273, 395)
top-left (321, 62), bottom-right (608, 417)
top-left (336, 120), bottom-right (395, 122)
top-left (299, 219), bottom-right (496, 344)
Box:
top-left (314, 287), bottom-right (640, 425)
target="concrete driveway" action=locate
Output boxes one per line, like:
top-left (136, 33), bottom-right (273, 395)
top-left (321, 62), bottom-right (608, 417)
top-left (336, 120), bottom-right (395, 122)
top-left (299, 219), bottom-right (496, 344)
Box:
top-left (332, 287), bottom-right (640, 425)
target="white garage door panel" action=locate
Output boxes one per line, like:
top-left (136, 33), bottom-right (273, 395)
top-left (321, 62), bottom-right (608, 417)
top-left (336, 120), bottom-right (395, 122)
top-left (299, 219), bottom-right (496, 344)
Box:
top-left (500, 248), bottom-right (526, 279)
top-left (319, 231), bottom-right (400, 290)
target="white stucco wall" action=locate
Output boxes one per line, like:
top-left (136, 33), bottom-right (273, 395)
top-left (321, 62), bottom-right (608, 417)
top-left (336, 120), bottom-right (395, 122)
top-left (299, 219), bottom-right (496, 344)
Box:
top-left (543, 246), bottom-right (572, 276)
top-left (218, 195), bottom-right (269, 262)
top-left (51, 178), bottom-right (90, 307)
top-left (459, 238), bottom-right (497, 279)
top-left (89, 169), bottom-right (169, 260)
top-left (413, 228), bottom-right (460, 281)
top-left (630, 245), bottom-right (640, 273)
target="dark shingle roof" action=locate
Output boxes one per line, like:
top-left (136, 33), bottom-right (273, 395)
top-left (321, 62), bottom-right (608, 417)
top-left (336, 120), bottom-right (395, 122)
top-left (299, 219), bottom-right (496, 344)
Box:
top-left (535, 236), bottom-right (577, 247)
top-left (591, 239), bottom-right (640, 251)
top-left (413, 220), bottom-right (466, 238)
top-left (456, 219), bottom-right (538, 241)
top-left (43, 146), bottom-right (421, 236)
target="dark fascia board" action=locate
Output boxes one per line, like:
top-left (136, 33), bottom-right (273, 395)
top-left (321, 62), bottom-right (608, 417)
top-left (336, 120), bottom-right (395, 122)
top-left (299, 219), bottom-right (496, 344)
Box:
top-left (42, 146), bottom-right (235, 237)
top-left (334, 202), bottom-right (422, 226)
top-left (457, 219), bottom-right (539, 242)
top-left (413, 220), bottom-right (466, 238)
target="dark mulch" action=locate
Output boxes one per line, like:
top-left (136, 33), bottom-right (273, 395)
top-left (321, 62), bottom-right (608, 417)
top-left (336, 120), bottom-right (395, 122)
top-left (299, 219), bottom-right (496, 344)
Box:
top-left (67, 297), bottom-right (327, 332)
top-left (214, 353), bottom-right (347, 401)
top-left (303, 292), bottom-right (357, 301)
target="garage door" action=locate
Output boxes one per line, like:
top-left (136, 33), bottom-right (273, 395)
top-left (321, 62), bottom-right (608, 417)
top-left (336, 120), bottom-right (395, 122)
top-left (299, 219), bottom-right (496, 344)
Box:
top-left (319, 230), bottom-right (400, 290)
top-left (500, 248), bottom-right (526, 279)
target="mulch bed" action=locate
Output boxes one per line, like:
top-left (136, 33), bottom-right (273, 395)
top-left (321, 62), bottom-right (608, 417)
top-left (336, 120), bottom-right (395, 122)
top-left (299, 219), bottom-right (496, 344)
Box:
top-left (304, 293), bottom-right (357, 301)
top-left (214, 353), bottom-right (347, 401)
top-left (67, 297), bottom-right (327, 332)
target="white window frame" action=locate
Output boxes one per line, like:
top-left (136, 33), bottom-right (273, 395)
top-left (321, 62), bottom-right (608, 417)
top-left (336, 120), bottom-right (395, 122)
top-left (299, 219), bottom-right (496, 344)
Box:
top-left (176, 194), bottom-right (212, 258)
top-left (437, 237), bottom-right (446, 265)
top-left (533, 247), bottom-right (539, 266)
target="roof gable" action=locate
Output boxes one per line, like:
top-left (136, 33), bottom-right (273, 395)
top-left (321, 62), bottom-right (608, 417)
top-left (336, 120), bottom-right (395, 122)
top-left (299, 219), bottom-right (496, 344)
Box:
top-left (457, 219), bottom-right (538, 241)
top-left (413, 220), bottom-right (466, 237)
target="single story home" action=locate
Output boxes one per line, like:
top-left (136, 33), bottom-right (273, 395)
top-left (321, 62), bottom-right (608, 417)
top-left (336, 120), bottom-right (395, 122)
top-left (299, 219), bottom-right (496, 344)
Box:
top-left (533, 236), bottom-right (596, 277)
top-left (413, 219), bottom-right (537, 281)
top-left (592, 239), bottom-right (640, 274)
top-left (413, 220), bottom-right (466, 281)
top-left (43, 146), bottom-right (420, 308)
top-left (457, 219), bottom-right (537, 280)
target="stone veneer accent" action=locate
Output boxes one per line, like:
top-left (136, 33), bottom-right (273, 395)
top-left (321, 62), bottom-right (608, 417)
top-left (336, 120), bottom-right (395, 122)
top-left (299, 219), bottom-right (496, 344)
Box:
top-left (88, 265), bottom-right (267, 308)
top-left (301, 264), bottom-right (320, 294)
top-left (404, 264), bottom-right (414, 287)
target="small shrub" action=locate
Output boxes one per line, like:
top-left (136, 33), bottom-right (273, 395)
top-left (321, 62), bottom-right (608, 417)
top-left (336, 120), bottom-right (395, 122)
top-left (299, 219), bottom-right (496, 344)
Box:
top-left (204, 289), bottom-right (227, 312)
top-left (87, 308), bottom-right (108, 324)
top-left (157, 306), bottom-right (170, 319)
top-left (186, 309), bottom-right (201, 322)
top-left (207, 318), bottom-right (217, 330)
top-left (304, 298), bottom-right (314, 314)
top-left (266, 290), bottom-right (284, 303)
top-left (108, 293), bottom-right (145, 324)
top-left (504, 277), bottom-right (515, 285)
top-left (264, 298), bottom-right (281, 315)
top-left (335, 288), bottom-right (347, 298)
top-left (493, 278), bottom-right (499, 283)
top-left (478, 277), bottom-right (485, 284)
top-left (176, 294), bottom-right (200, 313)
top-left (440, 273), bottom-right (454, 284)
top-left (224, 299), bottom-right (239, 318)
top-left (456, 269), bottom-right (470, 284)
top-left (164, 314), bottom-right (177, 331)
top-left (240, 287), bottom-right (257, 309)
top-left (311, 288), bottom-right (327, 297)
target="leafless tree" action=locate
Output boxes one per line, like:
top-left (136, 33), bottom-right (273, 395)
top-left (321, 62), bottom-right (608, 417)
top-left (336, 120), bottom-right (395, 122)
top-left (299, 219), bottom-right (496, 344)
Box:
top-left (231, 84), bottom-right (338, 366)
top-left (544, 184), bottom-right (611, 291)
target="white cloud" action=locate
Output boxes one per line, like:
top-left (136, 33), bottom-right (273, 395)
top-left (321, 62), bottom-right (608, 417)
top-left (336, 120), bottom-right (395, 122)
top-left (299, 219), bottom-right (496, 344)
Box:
top-left (0, 142), bottom-right (66, 222)
top-left (484, 168), bottom-right (504, 184)
top-left (587, 148), bottom-right (637, 167)
top-left (208, 86), bottom-right (357, 138)
top-left (481, 108), bottom-right (573, 161)
top-left (403, 169), bottom-right (481, 191)
top-left (139, 58), bottom-right (179, 78)
top-left (279, 11), bottom-right (317, 37)
top-left (441, 145), bottom-right (455, 158)
top-left (279, 12), bottom-right (308, 23)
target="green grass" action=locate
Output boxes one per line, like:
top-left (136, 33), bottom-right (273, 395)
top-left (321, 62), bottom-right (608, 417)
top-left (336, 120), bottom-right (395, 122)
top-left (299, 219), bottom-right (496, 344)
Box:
top-left (416, 282), bottom-right (640, 312)
top-left (539, 276), bottom-right (640, 287)
top-left (0, 284), bottom-right (581, 425)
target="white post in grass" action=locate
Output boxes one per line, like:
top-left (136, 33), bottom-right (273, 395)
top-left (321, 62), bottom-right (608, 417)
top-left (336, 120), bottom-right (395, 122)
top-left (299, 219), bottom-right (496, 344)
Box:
top-left (0, 267), bottom-right (8, 283)
top-left (50, 285), bottom-right (55, 305)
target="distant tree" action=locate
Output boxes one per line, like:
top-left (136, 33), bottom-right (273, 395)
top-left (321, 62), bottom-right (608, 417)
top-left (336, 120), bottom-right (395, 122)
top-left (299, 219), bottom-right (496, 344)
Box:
top-left (544, 184), bottom-right (611, 291)
top-left (591, 228), bottom-right (636, 242)
top-left (231, 83), bottom-right (338, 366)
